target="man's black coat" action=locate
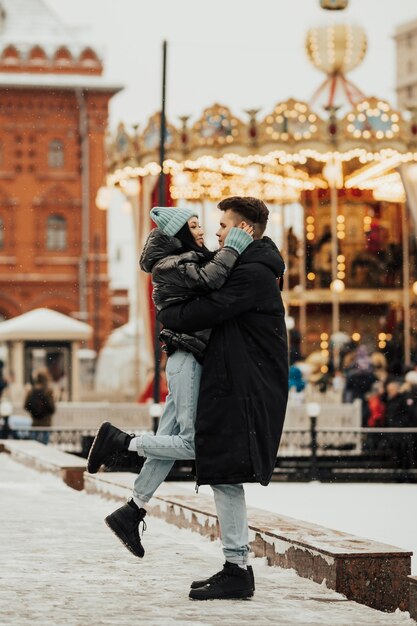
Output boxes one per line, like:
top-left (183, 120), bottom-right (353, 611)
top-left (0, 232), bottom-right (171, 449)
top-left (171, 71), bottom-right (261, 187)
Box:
top-left (158, 237), bottom-right (288, 486)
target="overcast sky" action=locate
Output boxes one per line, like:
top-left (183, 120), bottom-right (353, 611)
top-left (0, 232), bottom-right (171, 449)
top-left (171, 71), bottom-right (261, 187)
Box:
top-left (46, 0), bottom-right (417, 130)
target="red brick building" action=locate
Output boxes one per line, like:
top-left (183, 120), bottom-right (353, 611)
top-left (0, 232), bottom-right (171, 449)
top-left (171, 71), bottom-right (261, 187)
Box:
top-left (0, 0), bottom-right (121, 351)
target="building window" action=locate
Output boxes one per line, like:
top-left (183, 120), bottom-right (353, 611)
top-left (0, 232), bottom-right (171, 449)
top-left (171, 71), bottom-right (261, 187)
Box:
top-left (408, 59), bottom-right (414, 74)
top-left (0, 216), bottom-right (4, 249)
top-left (407, 85), bottom-right (414, 100)
top-left (46, 214), bottom-right (67, 250)
top-left (48, 139), bottom-right (64, 168)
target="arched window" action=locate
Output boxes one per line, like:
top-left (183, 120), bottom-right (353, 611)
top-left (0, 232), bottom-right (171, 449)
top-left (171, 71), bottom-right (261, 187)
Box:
top-left (48, 139), bottom-right (64, 168)
top-left (79, 47), bottom-right (101, 70)
top-left (46, 214), bottom-right (67, 250)
top-left (0, 216), bottom-right (4, 249)
top-left (28, 45), bottom-right (47, 66)
top-left (54, 47), bottom-right (73, 67)
top-left (2, 45), bottom-right (20, 66)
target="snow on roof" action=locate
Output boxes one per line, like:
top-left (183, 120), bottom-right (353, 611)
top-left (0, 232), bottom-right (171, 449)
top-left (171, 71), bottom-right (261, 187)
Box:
top-left (0, 0), bottom-right (92, 56)
top-left (0, 308), bottom-right (92, 341)
top-left (0, 71), bottom-right (122, 92)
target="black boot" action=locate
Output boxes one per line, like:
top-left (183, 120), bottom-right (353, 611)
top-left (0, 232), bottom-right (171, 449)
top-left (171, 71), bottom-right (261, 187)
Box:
top-left (189, 562), bottom-right (254, 600)
top-left (191, 564), bottom-right (255, 590)
top-left (105, 499), bottom-right (147, 558)
top-left (87, 422), bottom-right (134, 474)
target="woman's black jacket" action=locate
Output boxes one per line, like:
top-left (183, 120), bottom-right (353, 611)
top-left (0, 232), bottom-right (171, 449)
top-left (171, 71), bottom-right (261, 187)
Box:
top-left (139, 228), bottom-right (239, 361)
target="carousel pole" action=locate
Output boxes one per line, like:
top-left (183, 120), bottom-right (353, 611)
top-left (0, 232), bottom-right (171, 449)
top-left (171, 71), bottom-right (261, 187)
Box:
top-left (401, 201), bottom-right (411, 367)
top-left (330, 183), bottom-right (339, 335)
top-left (300, 191), bottom-right (307, 343)
top-left (151, 40), bottom-right (168, 432)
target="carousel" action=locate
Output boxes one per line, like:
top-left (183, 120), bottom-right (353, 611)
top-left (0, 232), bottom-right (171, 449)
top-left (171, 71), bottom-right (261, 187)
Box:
top-left (103, 12), bottom-right (417, 378)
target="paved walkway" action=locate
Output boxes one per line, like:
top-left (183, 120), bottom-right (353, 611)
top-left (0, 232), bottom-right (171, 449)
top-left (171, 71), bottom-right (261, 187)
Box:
top-left (0, 454), bottom-right (414, 626)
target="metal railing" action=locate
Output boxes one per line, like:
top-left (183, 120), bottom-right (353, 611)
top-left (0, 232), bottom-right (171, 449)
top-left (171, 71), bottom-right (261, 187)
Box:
top-left (277, 423), bottom-right (417, 482)
top-left (2, 421), bottom-right (416, 482)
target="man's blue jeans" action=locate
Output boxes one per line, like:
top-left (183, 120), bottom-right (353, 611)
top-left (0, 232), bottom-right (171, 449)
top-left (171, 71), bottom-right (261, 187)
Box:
top-left (211, 484), bottom-right (249, 567)
top-left (132, 349), bottom-right (249, 566)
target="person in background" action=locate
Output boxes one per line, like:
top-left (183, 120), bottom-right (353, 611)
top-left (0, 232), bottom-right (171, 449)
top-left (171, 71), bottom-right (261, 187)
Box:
top-left (364, 380), bottom-right (386, 453)
top-left (384, 380), bottom-right (411, 470)
top-left (313, 225), bottom-right (332, 287)
top-left (0, 359), bottom-right (8, 400)
top-left (24, 369), bottom-right (55, 445)
top-left (401, 370), bottom-right (417, 468)
top-left (367, 381), bottom-right (385, 428)
top-left (289, 364), bottom-right (305, 394)
top-left (343, 345), bottom-right (377, 425)
top-left (370, 352), bottom-right (388, 384)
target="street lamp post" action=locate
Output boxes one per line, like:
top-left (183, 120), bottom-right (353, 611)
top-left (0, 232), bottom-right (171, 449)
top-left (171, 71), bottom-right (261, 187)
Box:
top-left (151, 40), bottom-right (168, 433)
top-left (306, 401), bottom-right (321, 481)
top-left (0, 399), bottom-right (13, 439)
top-left (285, 314), bottom-right (295, 363)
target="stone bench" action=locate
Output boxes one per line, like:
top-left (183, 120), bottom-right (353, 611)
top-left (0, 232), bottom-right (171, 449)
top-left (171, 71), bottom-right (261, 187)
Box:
top-left (409, 576), bottom-right (417, 622)
top-left (84, 472), bottom-right (412, 614)
top-left (0, 440), bottom-right (86, 490)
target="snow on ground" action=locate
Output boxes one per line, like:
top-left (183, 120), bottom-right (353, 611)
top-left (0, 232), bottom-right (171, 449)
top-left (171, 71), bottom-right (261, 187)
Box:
top-left (179, 481), bottom-right (417, 572)
top-left (0, 455), bottom-right (415, 626)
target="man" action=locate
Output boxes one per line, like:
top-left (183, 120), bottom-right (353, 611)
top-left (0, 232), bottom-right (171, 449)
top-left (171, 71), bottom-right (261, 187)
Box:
top-left (88, 196), bottom-right (288, 600)
top-left (158, 196), bottom-right (288, 600)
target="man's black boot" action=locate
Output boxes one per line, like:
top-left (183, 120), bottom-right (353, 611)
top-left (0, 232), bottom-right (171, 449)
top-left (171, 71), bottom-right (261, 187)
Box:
top-left (105, 499), bottom-right (146, 558)
top-left (87, 421), bottom-right (133, 473)
top-left (191, 564), bottom-right (255, 591)
top-left (189, 562), bottom-right (254, 600)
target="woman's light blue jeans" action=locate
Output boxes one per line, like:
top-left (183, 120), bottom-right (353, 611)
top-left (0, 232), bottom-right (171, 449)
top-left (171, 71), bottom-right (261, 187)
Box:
top-left (133, 350), bottom-right (201, 501)
top-left (132, 349), bottom-right (249, 566)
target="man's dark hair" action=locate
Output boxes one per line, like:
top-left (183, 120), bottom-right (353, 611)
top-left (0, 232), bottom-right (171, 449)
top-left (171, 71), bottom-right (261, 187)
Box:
top-left (218, 196), bottom-right (269, 237)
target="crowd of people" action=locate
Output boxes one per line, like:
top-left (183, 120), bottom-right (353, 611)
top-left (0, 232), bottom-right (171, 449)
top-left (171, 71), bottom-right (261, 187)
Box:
top-left (289, 340), bottom-right (417, 468)
top-left (289, 341), bottom-right (417, 431)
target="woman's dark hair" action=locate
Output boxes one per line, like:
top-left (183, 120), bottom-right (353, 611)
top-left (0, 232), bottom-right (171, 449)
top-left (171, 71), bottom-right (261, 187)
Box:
top-left (175, 223), bottom-right (212, 260)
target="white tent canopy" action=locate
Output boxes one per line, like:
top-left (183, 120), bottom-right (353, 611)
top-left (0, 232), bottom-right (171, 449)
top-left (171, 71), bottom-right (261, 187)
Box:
top-left (0, 308), bottom-right (92, 341)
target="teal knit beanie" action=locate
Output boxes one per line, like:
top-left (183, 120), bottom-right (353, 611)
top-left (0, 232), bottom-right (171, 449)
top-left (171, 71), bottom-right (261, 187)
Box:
top-left (150, 206), bottom-right (198, 237)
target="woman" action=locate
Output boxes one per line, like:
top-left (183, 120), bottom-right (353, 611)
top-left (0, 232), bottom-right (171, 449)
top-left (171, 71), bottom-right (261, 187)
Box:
top-left (87, 205), bottom-right (253, 559)
top-left (24, 368), bottom-right (56, 445)
top-left (141, 206), bottom-right (253, 363)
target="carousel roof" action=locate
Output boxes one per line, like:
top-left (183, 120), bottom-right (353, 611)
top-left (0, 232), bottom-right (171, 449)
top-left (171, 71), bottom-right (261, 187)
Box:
top-left (107, 97), bottom-right (417, 204)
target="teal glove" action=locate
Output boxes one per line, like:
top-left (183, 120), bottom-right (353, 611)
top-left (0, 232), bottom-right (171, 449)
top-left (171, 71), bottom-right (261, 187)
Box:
top-left (224, 227), bottom-right (253, 254)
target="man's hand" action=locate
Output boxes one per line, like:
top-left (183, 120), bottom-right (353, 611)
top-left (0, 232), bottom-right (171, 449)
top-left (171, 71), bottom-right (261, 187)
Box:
top-left (240, 222), bottom-right (254, 237)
